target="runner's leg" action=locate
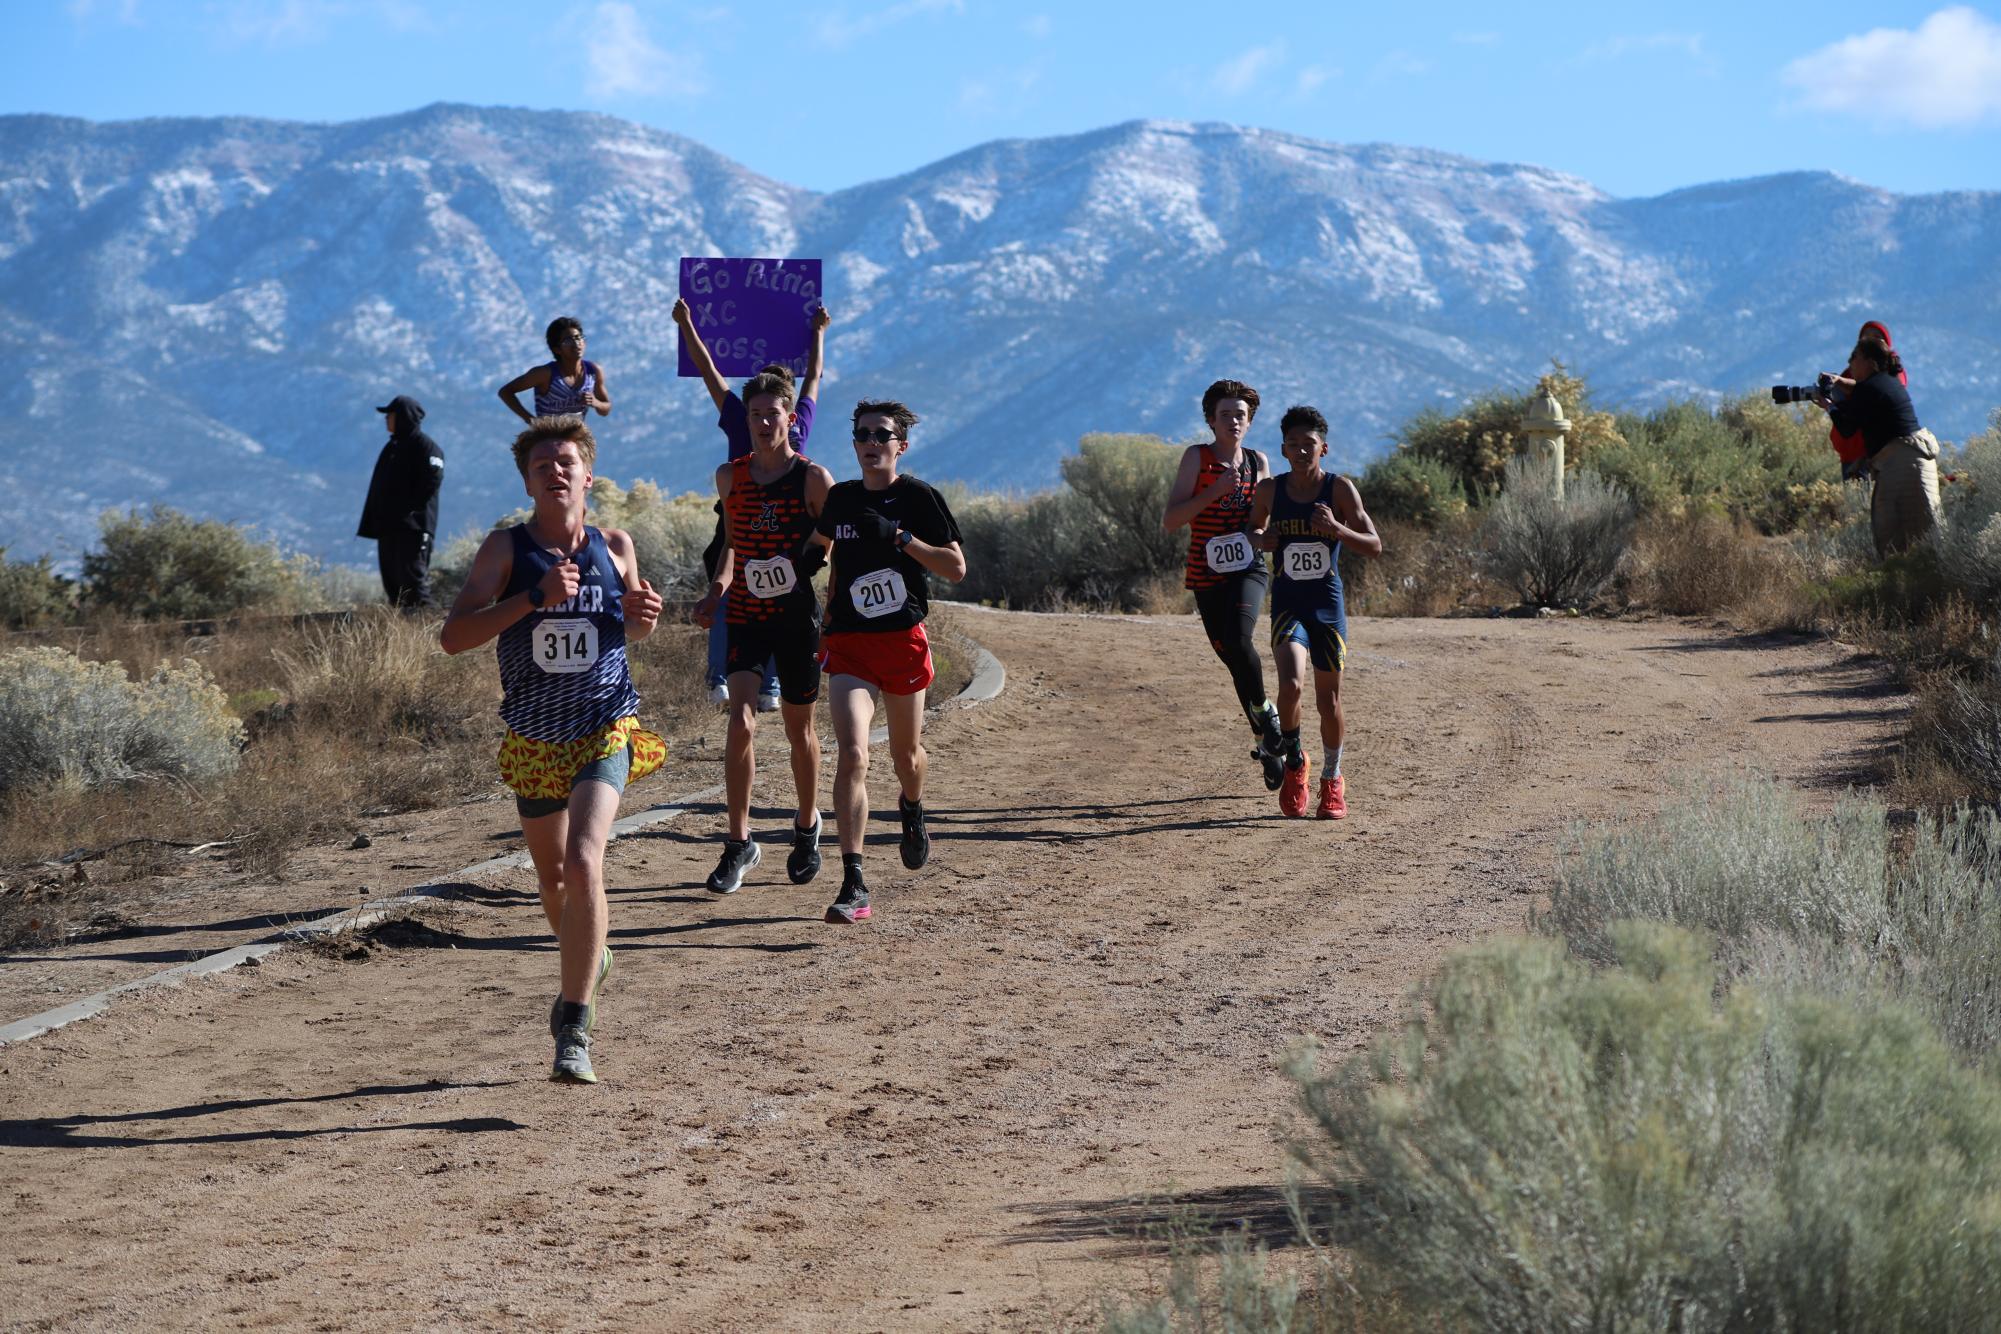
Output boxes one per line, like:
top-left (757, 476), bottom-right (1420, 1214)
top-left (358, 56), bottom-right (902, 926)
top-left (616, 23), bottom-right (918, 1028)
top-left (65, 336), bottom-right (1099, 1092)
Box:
top-left (781, 699), bottom-right (820, 831)
top-left (829, 674), bottom-right (875, 858)
top-left (724, 670), bottom-right (760, 841)
top-left (521, 809), bottom-right (569, 934)
top-left (1273, 637), bottom-right (1308, 736)
top-left (1315, 668), bottom-right (1343, 772)
top-left (886, 687), bottom-right (928, 803)
top-left (557, 777), bottom-right (619, 1005)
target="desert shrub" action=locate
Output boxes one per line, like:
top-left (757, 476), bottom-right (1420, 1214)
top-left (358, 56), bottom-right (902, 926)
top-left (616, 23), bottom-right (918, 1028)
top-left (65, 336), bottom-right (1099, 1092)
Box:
top-left (1903, 656), bottom-right (2001, 808)
top-left (83, 506), bottom-right (314, 620)
top-left (1343, 515), bottom-right (1489, 617)
top-left (1287, 921), bottom-right (2001, 1333)
top-left (949, 437), bottom-right (1184, 611)
top-left (0, 647), bottom-right (243, 796)
top-left (1394, 364), bottom-right (1625, 499)
top-left (273, 608), bottom-right (486, 744)
top-left (1477, 456), bottom-right (1635, 608)
top-left (1542, 772), bottom-right (2001, 1063)
top-left (1935, 420), bottom-right (2001, 607)
top-left (1595, 396), bottom-right (1836, 533)
top-left (1621, 510), bottom-right (1793, 616)
top-left (1358, 452), bottom-right (1467, 529)
top-left (1537, 772), bottom-right (1892, 973)
top-left (0, 548), bottom-right (76, 628)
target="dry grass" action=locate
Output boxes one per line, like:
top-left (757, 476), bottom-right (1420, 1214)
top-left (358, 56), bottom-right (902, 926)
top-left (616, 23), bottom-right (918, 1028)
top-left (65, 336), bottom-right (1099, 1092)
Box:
top-left (1619, 511), bottom-right (1797, 617)
top-left (1344, 516), bottom-right (1499, 617)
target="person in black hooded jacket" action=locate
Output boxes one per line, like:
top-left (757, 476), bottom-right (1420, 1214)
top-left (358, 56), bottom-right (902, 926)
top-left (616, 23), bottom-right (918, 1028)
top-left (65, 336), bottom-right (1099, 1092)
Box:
top-left (359, 394), bottom-right (444, 607)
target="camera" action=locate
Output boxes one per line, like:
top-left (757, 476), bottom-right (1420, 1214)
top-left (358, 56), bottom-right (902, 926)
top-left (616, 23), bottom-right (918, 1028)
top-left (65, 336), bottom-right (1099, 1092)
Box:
top-left (1771, 373), bottom-right (1835, 405)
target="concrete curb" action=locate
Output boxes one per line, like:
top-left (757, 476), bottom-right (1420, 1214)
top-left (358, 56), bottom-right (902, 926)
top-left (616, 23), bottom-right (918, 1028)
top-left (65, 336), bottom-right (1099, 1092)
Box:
top-left (0, 633), bottom-right (1007, 1048)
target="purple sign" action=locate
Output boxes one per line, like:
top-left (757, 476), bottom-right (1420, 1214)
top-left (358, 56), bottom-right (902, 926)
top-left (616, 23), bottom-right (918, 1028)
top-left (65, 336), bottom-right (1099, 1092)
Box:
top-left (677, 257), bottom-right (823, 379)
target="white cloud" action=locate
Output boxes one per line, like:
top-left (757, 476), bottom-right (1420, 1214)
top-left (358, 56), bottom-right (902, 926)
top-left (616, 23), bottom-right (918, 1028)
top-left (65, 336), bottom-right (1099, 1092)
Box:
top-left (1213, 42), bottom-right (1284, 97)
top-left (586, 1), bottom-right (706, 100)
top-left (815, 0), bottom-right (964, 50)
top-left (1295, 64), bottom-right (1334, 98)
top-left (1782, 6), bottom-right (2001, 128)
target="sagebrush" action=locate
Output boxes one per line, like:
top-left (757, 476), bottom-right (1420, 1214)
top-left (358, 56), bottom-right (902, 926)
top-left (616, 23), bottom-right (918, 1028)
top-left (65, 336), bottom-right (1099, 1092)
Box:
top-left (0, 646), bottom-right (244, 796)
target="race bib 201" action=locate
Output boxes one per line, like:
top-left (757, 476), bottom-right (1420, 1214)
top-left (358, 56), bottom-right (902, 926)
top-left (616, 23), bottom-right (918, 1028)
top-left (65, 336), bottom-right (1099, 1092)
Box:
top-left (850, 567), bottom-right (909, 619)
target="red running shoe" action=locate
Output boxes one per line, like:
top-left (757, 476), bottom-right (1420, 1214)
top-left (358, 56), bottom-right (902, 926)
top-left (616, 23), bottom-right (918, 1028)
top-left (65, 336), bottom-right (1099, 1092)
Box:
top-left (1278, 753), bottom-right (1311, 818)
top-left (1316, 774), bottom-right (1347, 820)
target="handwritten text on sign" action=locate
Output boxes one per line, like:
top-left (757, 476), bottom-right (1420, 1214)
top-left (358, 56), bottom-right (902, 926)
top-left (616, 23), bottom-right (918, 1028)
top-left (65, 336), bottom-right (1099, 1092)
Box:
top-left (677, 257), bottom-right (823, 379)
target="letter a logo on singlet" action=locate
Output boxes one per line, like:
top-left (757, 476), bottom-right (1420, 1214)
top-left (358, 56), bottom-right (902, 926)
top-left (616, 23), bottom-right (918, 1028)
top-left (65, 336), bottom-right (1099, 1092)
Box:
top-left (750, 503), bottom-right (780, 533)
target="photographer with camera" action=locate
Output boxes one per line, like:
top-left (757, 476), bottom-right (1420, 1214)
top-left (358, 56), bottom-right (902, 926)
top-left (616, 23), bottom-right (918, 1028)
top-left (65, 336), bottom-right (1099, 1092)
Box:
top-left (1816, 334), bottom-right (1942, 558)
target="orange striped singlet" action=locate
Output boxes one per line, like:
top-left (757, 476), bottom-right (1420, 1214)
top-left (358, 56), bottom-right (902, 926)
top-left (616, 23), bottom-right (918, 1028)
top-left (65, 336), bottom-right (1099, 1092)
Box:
top-left (724, 455), bottom-right (816, 624)
top-left (1183, 445), bottom-right (1265, 591)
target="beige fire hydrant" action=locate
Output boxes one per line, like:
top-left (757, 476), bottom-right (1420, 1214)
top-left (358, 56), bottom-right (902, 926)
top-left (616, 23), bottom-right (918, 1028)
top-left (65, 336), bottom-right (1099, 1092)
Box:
top-left (1521, 389), bottom-right (1571, 501)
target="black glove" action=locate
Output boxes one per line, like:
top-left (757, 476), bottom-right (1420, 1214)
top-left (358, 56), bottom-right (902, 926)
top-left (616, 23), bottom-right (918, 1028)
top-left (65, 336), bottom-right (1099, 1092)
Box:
top-left (853, 509), bottom-right (899, 543)
top-left (795, 540), bottom-right (828, 580)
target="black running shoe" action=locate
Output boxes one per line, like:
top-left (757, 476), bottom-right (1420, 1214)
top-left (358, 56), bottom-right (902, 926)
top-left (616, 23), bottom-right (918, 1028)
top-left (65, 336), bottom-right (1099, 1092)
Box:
top-left (898, 794), bottom-right (929, 870)
top-left (825, 875), bottom-right (872, 924)
top-left (706, 838), bottom-right (761, 894)
top-left (787, 815), bottom-right (823, 884)
top-left (1254, 731), bottom-right (1286, 791)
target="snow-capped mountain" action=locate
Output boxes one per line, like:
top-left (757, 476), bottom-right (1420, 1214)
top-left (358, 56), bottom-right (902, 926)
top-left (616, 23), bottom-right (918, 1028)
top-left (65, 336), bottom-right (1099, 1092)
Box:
top-left (3, 105), bottom-right (1995, 566)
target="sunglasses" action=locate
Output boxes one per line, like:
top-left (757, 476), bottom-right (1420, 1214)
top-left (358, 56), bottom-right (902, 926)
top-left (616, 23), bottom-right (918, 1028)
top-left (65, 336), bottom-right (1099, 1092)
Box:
top-left (852, 428), bottom-right (904, 445)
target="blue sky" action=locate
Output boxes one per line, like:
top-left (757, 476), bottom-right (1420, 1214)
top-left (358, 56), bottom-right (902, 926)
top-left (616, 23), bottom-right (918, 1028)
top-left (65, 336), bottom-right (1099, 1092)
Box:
top-left (19, 1), bottom-right (2001, 198)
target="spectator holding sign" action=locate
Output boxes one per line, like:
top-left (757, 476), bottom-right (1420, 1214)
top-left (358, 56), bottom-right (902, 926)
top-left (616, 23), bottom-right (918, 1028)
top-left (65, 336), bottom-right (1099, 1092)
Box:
top-left (1247, 405), bottom-right (1381, 820)
top-left (804, 400), bottom-right (965, 925)
top-left (1161, 379), bottom-right (1285, 790)
top-left (676, 296), bottom-right (831, 708)
top-left (497, 316), bottom-right (612, 426)
top-left (692, 370), bottom-right (835, 897)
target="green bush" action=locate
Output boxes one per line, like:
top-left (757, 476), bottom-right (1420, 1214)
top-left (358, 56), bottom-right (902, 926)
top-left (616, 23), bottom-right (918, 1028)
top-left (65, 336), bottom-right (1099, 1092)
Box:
top-left (0, 548), bottom-right (75, 629)
top-left (0, 647), bottom-right (244, 795)
top-left (1477, 456), bottom-right (1635, 607)
top-left (83, 506), bottom-right (314, 620)
top-left (1287, 921), bottom-right (2001, 1333)
top-left (1395, 365), bottom-right (1625, 499)
top-left (1358, 452), bottom-right (1467, 529)
top-left (1936, 420), bottom-right (2001, 607)
top-left (586, 478), bottom-right (715, 596)
top-left (1592, 396), bottom-right (1837, 533)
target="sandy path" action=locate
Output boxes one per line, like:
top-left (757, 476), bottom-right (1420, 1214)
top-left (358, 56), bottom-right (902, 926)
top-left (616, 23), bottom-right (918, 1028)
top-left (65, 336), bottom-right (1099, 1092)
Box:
top-left (0, 611), bottom-right (1901, 1331)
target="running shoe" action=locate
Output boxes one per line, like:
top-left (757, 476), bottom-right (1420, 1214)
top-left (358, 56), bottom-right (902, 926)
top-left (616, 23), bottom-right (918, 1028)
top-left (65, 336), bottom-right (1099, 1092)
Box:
top-left (898, 794), bottom-right (929, 870)
top-left (547, 945), bottom-right (614, 1038)
top-left (825, 876), bottom-right (872, 924)
top-left (551, 1023), bottom-right (597, 1084)
top-left (1253, 723), bottom-right (1286, 791)
top-left (755, 689), bottom-right (782, 712)
top-left (1279, 753), bottom-right (1312, 818)
top-left (706, 838), bottom-right (762, 894)
top-left (1315, 774), bottom-right (1348, 821)
top-left (708, 681), bottom-right (729, 704)
top-left (787, 814), bottom-right (823, 884)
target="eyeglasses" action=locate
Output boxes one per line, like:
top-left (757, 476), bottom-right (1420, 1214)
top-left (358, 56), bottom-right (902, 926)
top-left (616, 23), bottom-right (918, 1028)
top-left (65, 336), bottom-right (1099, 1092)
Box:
top-left (564, 333), bottom-right (586, 344)
top-left (852, 428), bottom-right (904, 445)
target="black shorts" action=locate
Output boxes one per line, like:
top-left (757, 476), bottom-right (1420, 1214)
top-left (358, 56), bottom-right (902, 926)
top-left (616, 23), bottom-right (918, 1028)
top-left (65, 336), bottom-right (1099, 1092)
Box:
top-left (726, 616), bottom-right (821, 705)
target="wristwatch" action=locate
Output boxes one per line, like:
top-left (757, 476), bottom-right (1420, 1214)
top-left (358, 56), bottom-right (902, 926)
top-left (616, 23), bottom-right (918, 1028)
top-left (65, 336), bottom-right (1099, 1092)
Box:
top-left (527, 585), bottom-right (546, 607)
top-left (895, 529), bottom-right (914, 550)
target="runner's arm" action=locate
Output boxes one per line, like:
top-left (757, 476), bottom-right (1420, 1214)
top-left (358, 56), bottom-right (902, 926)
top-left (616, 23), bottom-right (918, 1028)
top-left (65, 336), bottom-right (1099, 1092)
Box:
top-left (1248, 477), bottom-right (1278, 551)
top-left (901, 535), bottom-right (966, 583)
top-left (799, 304), bottom-right (830, 405)
top-left (1161, 445), bottom-right (1233, 532)
top-left (587, 364), bottom-right (612, 417)
top-left (693, 463), bottom-right (734, 626)
top-left (497, 366), bottom-right (550, 425)
top-left (440, 531), bottom-right (530, 653)
top-left (603, 526), bottom-right (662, 642)
top-left (1325, 476), bottom-right (1383, 556)
top-left (672, 297), bottom-right (731, 412)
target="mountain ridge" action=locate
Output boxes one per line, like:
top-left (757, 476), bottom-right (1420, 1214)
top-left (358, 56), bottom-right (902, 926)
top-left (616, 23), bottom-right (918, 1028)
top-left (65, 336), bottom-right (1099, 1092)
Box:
top-left (3, 104), bottom-right (1995, 567)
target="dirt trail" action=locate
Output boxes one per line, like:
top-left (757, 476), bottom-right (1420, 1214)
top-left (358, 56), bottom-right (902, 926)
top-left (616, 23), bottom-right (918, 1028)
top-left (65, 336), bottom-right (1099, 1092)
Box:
top-left (1, 611), bottom-right (1902, 1331)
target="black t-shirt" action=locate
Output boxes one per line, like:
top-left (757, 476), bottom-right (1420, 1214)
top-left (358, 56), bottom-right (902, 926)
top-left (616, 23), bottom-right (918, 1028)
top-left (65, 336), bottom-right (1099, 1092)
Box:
top-left (1829, 372), bottom-right (1922, 457)
top-left (815, 476), bottom-right (962, 633)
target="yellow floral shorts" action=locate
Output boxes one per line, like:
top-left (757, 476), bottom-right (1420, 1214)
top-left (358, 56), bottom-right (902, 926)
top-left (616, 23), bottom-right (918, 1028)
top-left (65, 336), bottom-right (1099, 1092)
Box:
top-left (497, 715), bottom-right (666, 803)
